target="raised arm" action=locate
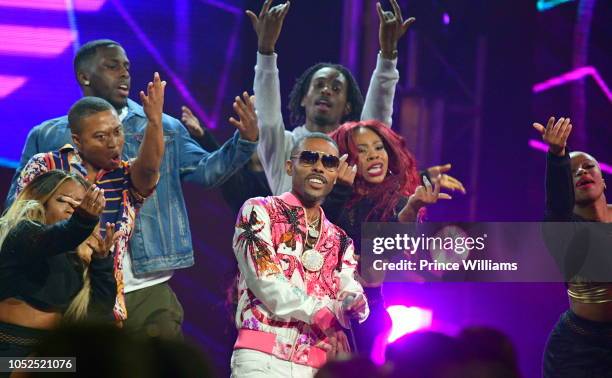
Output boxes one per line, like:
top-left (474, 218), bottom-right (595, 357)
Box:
top-left (322, 155), bottom-right (356, 223)
top-left (248, 0), bottom-right (293, 195)
top-left (179, 92), bottom-right (258, 187)
top-left (533, 116), bottom-right (575, 220)
top-left (3, 185), bottom-right (104, 263)
top-left (361, 0), bottom-right (415, 126)
top-left (180, 105), bottom-right (221, 152)
top-left (130, 72), bottom-right (166, 195)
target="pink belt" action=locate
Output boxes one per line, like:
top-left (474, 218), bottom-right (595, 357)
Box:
top-left (234, 328), bottom-right (328, 368)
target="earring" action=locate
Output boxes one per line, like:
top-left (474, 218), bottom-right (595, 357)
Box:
top-left (83, 80), bottom-right (90, 86)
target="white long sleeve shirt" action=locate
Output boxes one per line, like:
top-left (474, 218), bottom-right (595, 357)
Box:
top-left (253, 52), bottom-right (399, 196)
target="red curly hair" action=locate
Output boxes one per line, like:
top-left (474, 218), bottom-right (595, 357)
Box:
top-left (329, 120), bottom-right (421, 221)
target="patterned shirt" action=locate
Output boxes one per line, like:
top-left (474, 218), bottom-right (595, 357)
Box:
top-left (16, 145), bottom-right (150, 320)
top-left (233, 192), bottom-right (369, 366)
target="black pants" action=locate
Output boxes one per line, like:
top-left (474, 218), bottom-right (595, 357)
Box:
top-left (543, 310), bottom-right (612, 378)
top-left (0, 322), bottom-right (49, 377)
top-left (352, 286), bottom-right (392, 358)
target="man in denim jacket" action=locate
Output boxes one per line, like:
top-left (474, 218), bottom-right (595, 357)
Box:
top-left (6, 39), bottom-right (259, 338)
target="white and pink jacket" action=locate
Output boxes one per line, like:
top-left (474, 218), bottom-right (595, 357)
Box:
top-left (232, 192), bottom-right (369, 368)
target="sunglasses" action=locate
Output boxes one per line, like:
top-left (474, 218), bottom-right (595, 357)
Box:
top-left (291, 150), bottom-right (340, 170)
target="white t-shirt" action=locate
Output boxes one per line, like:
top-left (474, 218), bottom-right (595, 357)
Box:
top-left (117, 107), bottom-right (173, 293)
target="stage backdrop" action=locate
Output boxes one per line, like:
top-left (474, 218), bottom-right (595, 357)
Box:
top-left (1, 1), bottom-right (610, 377)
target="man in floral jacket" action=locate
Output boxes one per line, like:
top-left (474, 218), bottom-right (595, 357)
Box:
top-left (231, 132), bottom-right (369, 377)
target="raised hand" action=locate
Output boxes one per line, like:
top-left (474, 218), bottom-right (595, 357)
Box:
top-left (533, 116), bottom-right (572, 156)
top-left (377, 0), bottom-right (415, 59)
top-left (426, 163), bottom-right (467, 194)
top-left (86, 222), bottom-right (125, 259)
top-left (60, 184), bottom-right (105, 218)
top-left (400, 176), bottom-right (452, 221)
top-left (246, 0), bottom-right (291, 55)
top-left (181, 105), bottom-right (204, 138)
top-left (140, 72), bottom-right (166, 127)
top-left (336, 154), bottom-right (357, 186)
top-left (230, 92), bottom-right (259, 142)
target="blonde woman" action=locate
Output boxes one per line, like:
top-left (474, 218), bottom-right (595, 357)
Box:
top-left (0, 170), bottom-right (118, 359)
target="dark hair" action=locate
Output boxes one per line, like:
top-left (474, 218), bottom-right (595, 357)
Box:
top-left (457, 327), bottom-right (520, 378)
top-left (315, 356), bottom-right (384, 378)
top-left (73, 39), bottom-right (121, 74)
top-left (330, 120), bottom-right (421, 221)
top-left (288, 63), bottom-right (364, 127)
top-left (68, 96), bottom-right (116, 134)
top-left (385, 332), bottom-right (465, 378)
top-left (31, 323), bottom-right (215, 378)
top-left (291, 132), bottom-right (339, 157)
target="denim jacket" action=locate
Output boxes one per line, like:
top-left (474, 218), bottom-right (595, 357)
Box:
top-left (6, 98), bottom-right (257, 274)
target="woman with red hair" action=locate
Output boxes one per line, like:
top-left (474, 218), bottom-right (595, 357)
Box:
top-left (325, 120), bottom-right (463, 358)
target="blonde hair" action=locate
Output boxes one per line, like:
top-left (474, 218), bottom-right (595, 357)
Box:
top-left (64, 264), bottom-right (91, 321)
top-left (0, 170), bottom-right (95, 321)
top-left (64, 225), bottom-right (103, 322)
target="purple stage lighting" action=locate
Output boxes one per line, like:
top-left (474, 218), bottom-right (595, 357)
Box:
top-left (386, 305), bottom-right (433, 343)
top-left (0, 0), bottom-right (106, 11)
top-left (532, 66), bottom-right (611, 103)
top-left (0, 24), bottom-right (74, 57)
top-left (442, 12), bottom-right (450, 25)
top-left (529, 139), bottom-right (612, 174)
top-left (0, 75), bottom-right (28, 99)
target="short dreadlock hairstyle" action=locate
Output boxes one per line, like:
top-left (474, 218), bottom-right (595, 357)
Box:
top-left (287, 63), bottom-right (364, 127)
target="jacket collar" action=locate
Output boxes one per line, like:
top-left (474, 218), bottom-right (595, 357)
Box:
top-left (126, 98), bottom-right (146, 118)
top-left (278, 192), bottom-right (328, 224)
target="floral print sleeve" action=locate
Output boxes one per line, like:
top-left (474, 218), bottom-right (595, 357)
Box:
top-left (334, 238), bottom-right (369, 326)
top-left (233, 198), bottom-right (333, 326)
top-left (16, 153), bottom-right (52, 197)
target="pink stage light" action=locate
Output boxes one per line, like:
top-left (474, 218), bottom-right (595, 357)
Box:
top-left (533, 66), bottom-right (611, 103)
top-left (442, 12), bottom-right (450, 25)
top-left (0, 0), bottom-right (106, 12)
top-left (529, 139), bottom-right (612, 174)
top-left (0, 75), bottom-right (27, 98)
top-left (0, 25), bottom-right (74, 57)
top-left (386, 305), bottom-right (433, 343)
